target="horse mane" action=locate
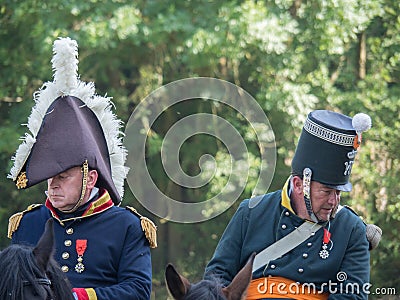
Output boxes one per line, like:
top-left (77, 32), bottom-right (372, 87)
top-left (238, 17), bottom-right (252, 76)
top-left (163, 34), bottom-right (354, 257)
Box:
top-left (45, 256), bottom-right (75, 300)
top-left (0, 244), bottom-right (44, 300)
top-left (165, 253), bottom-right (256, 300)
top-left (0, 219), bottom-right (74, 300)
top-left (186, 278), bottom-right (227, 300)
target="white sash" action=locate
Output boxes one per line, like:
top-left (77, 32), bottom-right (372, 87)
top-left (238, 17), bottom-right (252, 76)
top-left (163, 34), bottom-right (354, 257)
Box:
top-left (252, 205), bottom-right (344, 272)
top-left (252, 221), bottom-right (322, 272)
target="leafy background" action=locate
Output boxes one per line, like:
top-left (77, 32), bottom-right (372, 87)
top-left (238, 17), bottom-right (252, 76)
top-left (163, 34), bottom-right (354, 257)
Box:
top-left (0, 0), bottom-right (399, 299)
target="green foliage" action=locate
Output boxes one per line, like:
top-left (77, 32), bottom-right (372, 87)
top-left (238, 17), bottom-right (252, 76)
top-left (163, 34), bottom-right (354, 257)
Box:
top-left (1, 0), bottom-right (399, 298)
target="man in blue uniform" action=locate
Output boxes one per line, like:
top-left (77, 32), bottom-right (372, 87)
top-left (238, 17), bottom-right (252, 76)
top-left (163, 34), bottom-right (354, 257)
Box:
top-left (205, 110), bottom-right (381, 299)
top-left (7, 37), bottom-right (157, 300)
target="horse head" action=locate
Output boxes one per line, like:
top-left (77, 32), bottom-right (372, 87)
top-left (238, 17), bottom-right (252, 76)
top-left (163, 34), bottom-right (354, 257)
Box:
top-left (165, 252), bottom-right (255, 300)
top-left (0, 219), bottom-right (74, 300)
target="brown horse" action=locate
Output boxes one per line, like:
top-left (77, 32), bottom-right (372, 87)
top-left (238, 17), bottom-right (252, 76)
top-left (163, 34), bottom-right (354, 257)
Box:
top-left (165, 253), bottom-right (255, 300)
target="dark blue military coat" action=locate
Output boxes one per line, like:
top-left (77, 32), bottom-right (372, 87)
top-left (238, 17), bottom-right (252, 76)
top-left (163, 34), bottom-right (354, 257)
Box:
top-left (10, 189), bottom-right (152, 300)
top-left (205, 183), bottom-right (370, 299)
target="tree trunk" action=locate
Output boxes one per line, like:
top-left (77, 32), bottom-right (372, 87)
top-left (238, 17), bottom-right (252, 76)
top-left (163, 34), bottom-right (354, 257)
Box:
top-left (358, 32), bottom-right (367, 80)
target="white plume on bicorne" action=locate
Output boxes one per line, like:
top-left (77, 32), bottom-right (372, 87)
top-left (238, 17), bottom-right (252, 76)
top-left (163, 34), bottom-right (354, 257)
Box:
top-left (8, 37), bottom-right (129, 199)
top-left (52, 37), bottom-right (79, 93)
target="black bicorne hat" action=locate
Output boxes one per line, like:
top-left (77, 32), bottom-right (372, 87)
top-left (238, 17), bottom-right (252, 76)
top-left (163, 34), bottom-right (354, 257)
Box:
top-left (8, 37), bottom-right (128, 205)
top-left (291, 110), bottom-right (371, 191)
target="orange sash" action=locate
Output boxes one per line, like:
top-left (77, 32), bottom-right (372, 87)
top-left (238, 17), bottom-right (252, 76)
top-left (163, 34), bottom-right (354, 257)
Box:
top-left (246, 277), bottom-right (329, 300)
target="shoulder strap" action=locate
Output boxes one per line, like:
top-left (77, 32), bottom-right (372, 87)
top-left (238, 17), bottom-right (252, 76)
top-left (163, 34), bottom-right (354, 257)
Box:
top-left (253, 221), bottom-right (322, 272)
top-left (126, 206), bottom-right (157, 249)
top-left (8, 204), bottom-right (42, 239)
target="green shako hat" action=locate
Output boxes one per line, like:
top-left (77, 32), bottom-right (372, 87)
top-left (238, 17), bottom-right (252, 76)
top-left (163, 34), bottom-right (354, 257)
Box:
top-left (8, 37), bottom-right (129, 205)
top-left (291, 110), bottom-right (371, 192)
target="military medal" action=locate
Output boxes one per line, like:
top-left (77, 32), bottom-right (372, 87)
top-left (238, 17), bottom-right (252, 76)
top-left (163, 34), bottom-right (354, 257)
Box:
top-left (75, 239), bottom-right (87, 273)
top-left (319, 228), bottom-right (332, 259)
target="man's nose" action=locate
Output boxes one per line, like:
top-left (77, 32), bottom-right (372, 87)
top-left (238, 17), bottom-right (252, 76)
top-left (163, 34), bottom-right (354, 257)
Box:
top-left (48, 177), bottom-right (59, 187)
top-left (328, 191), bottom-right (339, 205)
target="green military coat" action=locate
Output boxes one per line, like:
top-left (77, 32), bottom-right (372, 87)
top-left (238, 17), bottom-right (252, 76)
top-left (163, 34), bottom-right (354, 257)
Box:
top-left (205, 183), bottom-right (370, 299)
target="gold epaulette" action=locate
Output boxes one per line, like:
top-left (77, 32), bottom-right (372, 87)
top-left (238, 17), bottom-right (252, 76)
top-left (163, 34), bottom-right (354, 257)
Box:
top-left (126, 206), bottom-right (157, 248)
top-left (7, 204), bottom-right (42, 239)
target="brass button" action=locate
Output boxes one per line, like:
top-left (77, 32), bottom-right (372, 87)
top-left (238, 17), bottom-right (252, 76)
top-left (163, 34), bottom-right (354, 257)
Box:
top-left (62, 252), bottom-right (70, 259)
top-left (61, 266), bottom-right (69, 272)
top-left (66, 228), bottom-right (74, 235)
top-left (64, 240), bottom-right (72, 247)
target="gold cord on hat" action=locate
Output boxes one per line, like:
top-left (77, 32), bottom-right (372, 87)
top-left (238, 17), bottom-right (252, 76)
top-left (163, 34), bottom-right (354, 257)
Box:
top-left (61, 160), bottom-right (89, 213)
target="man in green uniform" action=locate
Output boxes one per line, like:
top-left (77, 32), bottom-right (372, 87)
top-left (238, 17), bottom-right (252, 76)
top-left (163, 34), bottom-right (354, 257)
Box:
top-left (205, 110), bottom-right (380, 299)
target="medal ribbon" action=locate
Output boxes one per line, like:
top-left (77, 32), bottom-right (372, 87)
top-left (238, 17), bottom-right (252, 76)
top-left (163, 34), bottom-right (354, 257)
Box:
top-left (323, 228), bottom-right (331, 244)
top-left (76, 239), bottom-right (87, 256)
top-left (319, 228), bottom-right (332, 259)
top-left (75, 239), bottom-right (87, 273)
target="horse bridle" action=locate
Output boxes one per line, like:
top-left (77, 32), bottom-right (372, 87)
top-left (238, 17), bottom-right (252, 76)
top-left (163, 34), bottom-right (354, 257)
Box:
top-left (22, 278), bottom-right (52, 287)
top-left (22, 277), bottom-right (53, 300)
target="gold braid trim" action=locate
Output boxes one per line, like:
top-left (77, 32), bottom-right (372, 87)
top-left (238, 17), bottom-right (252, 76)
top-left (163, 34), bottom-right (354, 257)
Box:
top-left (126, 206), bottom-right (157, 248)
top-left (7, 212), bottom-right (23, 239)
top-left (7, 204), bottom-right (42, 239)
top-left (16, 171), bottom-right (28, 189)
top-left (140, 216), bottom-right (158, 248)
top-left (85, 288), bottom-right (98, 300)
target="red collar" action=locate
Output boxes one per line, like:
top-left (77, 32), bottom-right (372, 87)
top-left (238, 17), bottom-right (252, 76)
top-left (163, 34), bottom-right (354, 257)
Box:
top-left (45, 188), bottom-right (114, 220)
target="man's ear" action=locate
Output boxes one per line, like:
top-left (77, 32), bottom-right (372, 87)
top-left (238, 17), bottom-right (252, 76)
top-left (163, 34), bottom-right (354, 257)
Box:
top-left (86, 170), bottom-right (98, 189)
top-left (291, 175), bottom-right (303, 195)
